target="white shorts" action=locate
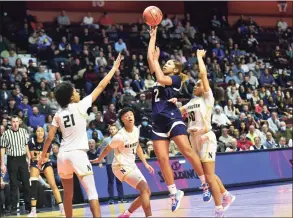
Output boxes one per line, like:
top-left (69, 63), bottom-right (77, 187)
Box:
top-left (113, 165), bottom-right (146, 189)
top-left (189, 131), bottom-right (217, 162)
top-left (57, 150), bottom-right (93, 179)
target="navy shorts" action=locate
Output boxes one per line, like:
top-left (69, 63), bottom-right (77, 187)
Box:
top-left (152, 112), bottom-right (187, 140)
top-left (30, 160), bottom-right (52, 172)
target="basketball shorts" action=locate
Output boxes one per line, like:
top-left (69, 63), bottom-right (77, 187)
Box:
top-left (189, 130), bottom-right (217, 162)
top-left (152, 112), bottom-right (187, 140)
top-left (30, 160), bottom-right (52, 171)
top-left (57, 150), bottom-right (93, 179)
top-left (113, 165), bottom-right (146, 189)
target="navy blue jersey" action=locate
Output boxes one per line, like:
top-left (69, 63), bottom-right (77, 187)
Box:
top-left (28, 138), bottom-right (51, 153)
top-left (152, 75), bottom-right (182, 115)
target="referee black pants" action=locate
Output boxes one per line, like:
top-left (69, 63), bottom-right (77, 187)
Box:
top-left (7, 155), bottom-right (31, 209)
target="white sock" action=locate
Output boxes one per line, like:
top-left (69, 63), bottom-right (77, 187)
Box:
top-left (167, 184), bottom-right (177, 195)
top-left (215, 205), bottom-right (223, 210)
top-left (222, 190), bottom-right (229, 197)
top-left (125, 210), bottom-right (132, 215)
top-left (59, 203), bottom-right (64, 210)
top-left (199, 175), bottom-right (206, 184)
top-left (31, 207), bottom-right (36, 212)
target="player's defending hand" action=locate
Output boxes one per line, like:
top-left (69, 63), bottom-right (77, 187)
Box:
top-left (90, 157), bottom-right (103, 164)
top-left (197, 49), bottom-right (206, 58)
top-left (112, 53), bottom-right (124, 70)
top-left (144, 163), bottom-right (155, 174)
top-left (148, 26), bottom-right (158, 38)
top-left (153, 46), bottom-right (160, 61)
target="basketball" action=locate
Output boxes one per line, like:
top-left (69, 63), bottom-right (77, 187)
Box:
top-left (143, 6), bottom-right (163, 26)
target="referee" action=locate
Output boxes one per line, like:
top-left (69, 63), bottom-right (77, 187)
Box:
top-left (0, 115), bottom-right (31, 214)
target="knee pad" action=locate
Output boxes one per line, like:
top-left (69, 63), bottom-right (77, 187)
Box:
top-left (80, 175), bottom-right (99, 201)
top-left (30, 177), bottom-right (39, 201)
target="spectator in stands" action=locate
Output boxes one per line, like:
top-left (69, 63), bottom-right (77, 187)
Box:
top-left (87, 139), bottom-right (100, 160)
top-left (224, 99), bottom-right (239, 121)
top-left (212, 43), bottom-right (225, 60)
top-left (57, 10), bottom-right (71, 27)
top-left (277, 18), bottom-right (288, 32)
top-left (93, 111), bottom-right (107, 134)
top-left (82, 12), bottom-right (98, 29)
top-left (267, 112), bottom-right (280, 135)
top-left (114, 38), bottom-right (128, 54)
top-left (7, 50), bottom-right (17, 67)
top-left (87, 105), bottom-right (99, 122)
top-left (99, 12), bottom-right (114, 27)
top-left (225, 138), bottom-right (241, 152)
top-left (6, 98), bottom-right (18, 118)
top-left (87, 121), bottom-right (103, 140)
top-left (212, 105), bottom-right (231, 127)
top-left (210, 15), bottom-right (221, 30)
top-left (0, 35), bottom-right (9, 53)
top-left (246, 125), bottom-right (261, 145)
top-left (237, 133), bottom-right (253, 151)
top-left (286, 45), bottom-right (293, 59)
top-left (49, 144), bottom-right (61, 186)
top-left (276, 121), bottom-right (292, 143)
top-left (37, 30), bottom-right (52, 49)
top-left (18, 96), bottom-right (33, 121)
top-left (29, 106), bottom-right (45, 130)
top-left (250, 136), bottom-right (266, 150)
top-left (104, 103), bottom-right (117, 125)
top-left (263, 132), bottom-right (277, 149)
top-left (71, 36), bottom-right (83, 55)
top-left (95, 51), bottom-right (108, 67)
top-left (138, 116), bottom-right (152, 146)
top-left (259, 68), bottom-right (275, 87)
top-left (161, 14), bottom-right (173, 30)
top-left (144, 73), bottom-right (155, 89)
top-left (276, 136), bottom-right (288, 148)
top-left (37, 97), bottom-right (52, 116)
top-left (34, 66), bottom-right (52, 84)
top-left (218, 128), bottom-right (233, 152)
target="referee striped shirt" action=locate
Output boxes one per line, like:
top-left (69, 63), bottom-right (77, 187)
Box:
top-left (0, 128), bottom-right (29, 157)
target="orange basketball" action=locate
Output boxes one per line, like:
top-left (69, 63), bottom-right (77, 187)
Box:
top-left (143, 6), bottom-right (163, 26)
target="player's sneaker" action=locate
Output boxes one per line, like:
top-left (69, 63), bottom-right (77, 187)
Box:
top-left (200, 183), bottom-right (212, 202)
top-left (222, 193), bottom-right (236, 211)
top-left (118, 211), bottom-right (131, 218)
top-left (60, 207), bottom-right (65, 216)
top-left (214, 208), bottom-right (225, 217)
top-left (118, 199), bottom-right (129, 203)
top-left (27, 210), bottom-right (37, 217)
top-left (108, 199), bottom-right (114, 205)
top-left (170, 190), bottom-right (184, 212)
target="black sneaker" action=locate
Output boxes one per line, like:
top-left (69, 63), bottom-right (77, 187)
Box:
top-left (118, 199), bottom-right (128, 203)
top-left (108, 199), bottom-right (114, 205)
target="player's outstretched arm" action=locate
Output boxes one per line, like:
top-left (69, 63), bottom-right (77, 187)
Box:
top-left (153, 46), bottom-right (173, 86)
top-left (147, 26), bottom-right (157, 74)
top-left (38, 126), bottom-right (57, 168)
top-left (91, 53), bottom-right (123, 102)
top-left (197, 49), bottom-right (210, 92)
top-left (90, 144), bottom-right (113, 164)
top-left (137, 144), bottom-right (154, 174)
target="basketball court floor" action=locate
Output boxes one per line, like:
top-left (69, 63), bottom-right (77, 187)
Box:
top-left (15, 182), bottom-right (292, 217)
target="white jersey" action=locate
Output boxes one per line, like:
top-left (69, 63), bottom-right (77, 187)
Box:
top-left (183, 90), bottom-right (214, 131)
top-left (52, 95), bottom-right (92, 152)
top-left (110, 126), bottom-right (139, 169)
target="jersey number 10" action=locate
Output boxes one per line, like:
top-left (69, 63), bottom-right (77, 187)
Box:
top-left (63, 114), bottom-right (75, 128)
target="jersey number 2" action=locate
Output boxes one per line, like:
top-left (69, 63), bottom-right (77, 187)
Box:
top-left (154, 88), bottom-right (160, 102)
top-left (63, 114), bottom-right (75, 128)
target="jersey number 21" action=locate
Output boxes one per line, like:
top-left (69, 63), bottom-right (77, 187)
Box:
top-left (63, 114), bottom-right (75, 128)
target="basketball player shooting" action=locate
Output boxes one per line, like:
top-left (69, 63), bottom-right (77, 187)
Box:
top-left (91, 107), bottom-right (154, 218)
top-left (38, 54), bottom-right (123, 218)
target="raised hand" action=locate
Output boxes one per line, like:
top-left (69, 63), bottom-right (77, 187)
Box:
top-left (113, 53), bottom-right (124, 70)
top-left (197, 49), bottom-right (206, 58)
top-left (148, 26), bottom-right (158, 38)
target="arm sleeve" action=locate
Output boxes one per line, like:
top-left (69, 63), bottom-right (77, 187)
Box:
top-left (170, 75), bottom-right (181, 90)
top-left (203, 89), bottom-right (215, 107)
top-left (78, 94), bottom-right (92, 114)
top-left (0, 134), bottom-right (7, 148)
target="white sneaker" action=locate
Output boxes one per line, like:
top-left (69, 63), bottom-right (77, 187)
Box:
top-left (60, 207), bottom-right (65, 216)
top-left (27, 210), bottom-right (37, 217)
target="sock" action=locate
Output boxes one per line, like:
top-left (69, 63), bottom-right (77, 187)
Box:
top-left (58, 203), bottom-right (64, 210)
top-left (215, 205), bottom-right (223, 210)
top-left (222, 190), bottom-right (229, 197)
top-left (199, 175), bottom-right (206, 184)
top-left (124, 210), bottom-right (132, 215)
top-left (167, 184), bottom-right (177, 195)
top-left (31, 207), bottom-right (36, 212)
